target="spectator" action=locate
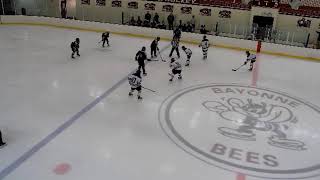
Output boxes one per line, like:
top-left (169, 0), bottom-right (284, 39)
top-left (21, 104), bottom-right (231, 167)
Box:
top-left (143, 20), bottom-right (150, 27)
top-left (151, 21), bottom-right (156, 28)
top-left (145, 11), bottom-right (151, 22)
top-left (129, 17), bottom-right (136, 26)
top-left (181, 24), bottom-right (187, 32)
top-left (137, 16), bottom-right (142, 26)
top-left (153, 13), bottom-right (160, 24)
top-left (190, 15), bottom-right (196, 32)
top-left (173, 27), bottom-right (182, 40)
top-left (0, 130), bottom-right (6, 148)
top-left (178, 20), bottom-right (183, 30)
top-left (186, 22), bottom-right (193, 32)
top-left (167, 13), bottom-right (175, 30)
top-left (200, 25), bottom-right (208, 34)
top-left (159, 21), bottom-right (166, 29)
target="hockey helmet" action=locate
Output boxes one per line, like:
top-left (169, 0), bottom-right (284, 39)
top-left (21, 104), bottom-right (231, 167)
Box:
top-left (203, 35), bottom-right (206, 39)
top-left (142, 46), bottom-right (146, 51)
top-left (246, 51), bottom-right (250, 55)
top-left (76, 38), bottom-right (80, 42)
top-left (182, 46), bottom-right (186, 50)
top-left (156, 37), bottom-right (160, 41)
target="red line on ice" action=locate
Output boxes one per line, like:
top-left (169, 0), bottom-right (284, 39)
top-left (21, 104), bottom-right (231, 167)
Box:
top-left (236, 173), bottom-right (246, 180)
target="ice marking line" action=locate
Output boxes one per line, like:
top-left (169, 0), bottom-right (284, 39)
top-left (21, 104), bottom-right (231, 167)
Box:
top-left (236, 173), bottom-right (246, 180)
top-left (0, 44), bottom-right (170, 180)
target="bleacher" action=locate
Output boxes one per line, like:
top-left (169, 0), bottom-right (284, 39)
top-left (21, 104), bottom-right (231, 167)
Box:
top-left (147, 0), bottom-right (320, 17)
top-left (279, 0), bottom-right (320, 18)
top-left (280, 0), bottom-right (320, 7)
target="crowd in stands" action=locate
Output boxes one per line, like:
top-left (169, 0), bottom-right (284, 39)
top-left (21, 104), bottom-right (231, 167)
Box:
top-left (129, 12), bottom-right (166, 29)
top-left (129, 12), bottom-right (200, 33)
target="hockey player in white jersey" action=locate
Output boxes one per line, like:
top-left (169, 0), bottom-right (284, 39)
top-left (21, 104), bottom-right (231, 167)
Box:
top-left (245, 51), bottom-right (256, 71)
top-left (199, 35), bottom-right (209, 59)
top-left (128, 70), bottom-right (143, 100)
top-left (169, 58), bottom-right (182, 81)
top-left (182, 46), bottom-right (192, 66)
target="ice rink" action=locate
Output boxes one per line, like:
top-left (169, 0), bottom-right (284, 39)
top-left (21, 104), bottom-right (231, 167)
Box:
top-left (0, 25), bottom-right (320, 180)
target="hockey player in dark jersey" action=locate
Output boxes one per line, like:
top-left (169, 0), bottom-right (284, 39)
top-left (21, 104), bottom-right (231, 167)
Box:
top-left (101, 32), bottom-right (110, 47)
top-left (182, 46), bottom-right (192, 66)
top-left (245, 51), bottom-right (257, 71)
top-left (169, 58), bottom-right (182, 81)
top-left (169, 38), bottom-right (180, 58)
top-left (135, 46), bottom-right (148, 76)
top-left (199, 35), bottom-right (209, 59)
top-left (71, 38), bottom-right (80, 59)
top-left (128, 70), bottom-right (143, 100)
top-left (150, 37), bottom-right (160, 58)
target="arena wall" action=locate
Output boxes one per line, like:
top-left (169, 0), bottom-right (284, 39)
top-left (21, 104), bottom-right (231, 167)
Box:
top-left (10, 0), bottom-right (320, 47)
top-left (0, 15), bottom-right (319, 60)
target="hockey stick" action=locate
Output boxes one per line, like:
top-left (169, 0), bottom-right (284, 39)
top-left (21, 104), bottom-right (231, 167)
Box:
top-left (158, 49), bottom-right (166, 62)
top-left (147, 58), bottom-right (158, 61)
top-left (142, 86), bottom-right (156, 93)
top-left (232, 63), bottom-right (246, 71)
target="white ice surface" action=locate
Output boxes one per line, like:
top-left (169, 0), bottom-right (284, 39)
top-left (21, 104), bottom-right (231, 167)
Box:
top-left (0, 25), bottom-right (320, 180)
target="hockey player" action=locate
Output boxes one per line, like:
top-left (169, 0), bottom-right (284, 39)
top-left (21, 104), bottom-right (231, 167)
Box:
top-left (244, 51), bottom-right (256, 71)
top-left (0, 130), bottom-right (6, 148)
top-left (181, 46), bottom-right (192, 66)
top-left (169, 38), bottom-right (180, 58)
top-left (150, 37), bottom-right (160, 58)
top-left (71, 38), bottom-right (80, 59)
top-left (169, 58), bottom-right (182, 82)
top-left (135, 46), bottom-right (148, 76)
top-left (199, 35), bottom-right (209, 59)
top-left (101, 31), bottom-right (110, 47)
top-left (128, 70), bottom-right (143, 100)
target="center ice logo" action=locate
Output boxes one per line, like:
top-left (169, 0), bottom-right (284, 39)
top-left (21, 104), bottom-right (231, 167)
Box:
top-left (159, 84), bottom-right (320, 179)
top-left (202, 97), bottom-right (306, 151)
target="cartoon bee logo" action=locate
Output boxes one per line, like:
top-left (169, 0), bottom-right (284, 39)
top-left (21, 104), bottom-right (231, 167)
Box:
top-left (203, 98), bottom-right (306, 151)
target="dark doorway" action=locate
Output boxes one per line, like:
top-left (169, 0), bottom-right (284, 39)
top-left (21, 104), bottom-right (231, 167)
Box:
top-left (0, 0), bottom-right (15, 15)
top-left (252, 16), bottom-right (274, 40)
top-left (0, 0), bottom-right (3, 15)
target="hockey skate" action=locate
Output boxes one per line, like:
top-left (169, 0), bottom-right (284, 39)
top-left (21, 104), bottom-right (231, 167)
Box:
top-left (268, 136), bottom-right (306, 151)
top-left (138, 96), bottom-right (143, 100)
top-left (0, 142), bottom-right (7, 149)
top-left (129, 92), bottom-right (133, 96)
top-left (218, 127), bottom-right (256, 141)
top-left (178, 75), bottom-right (182, 79)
